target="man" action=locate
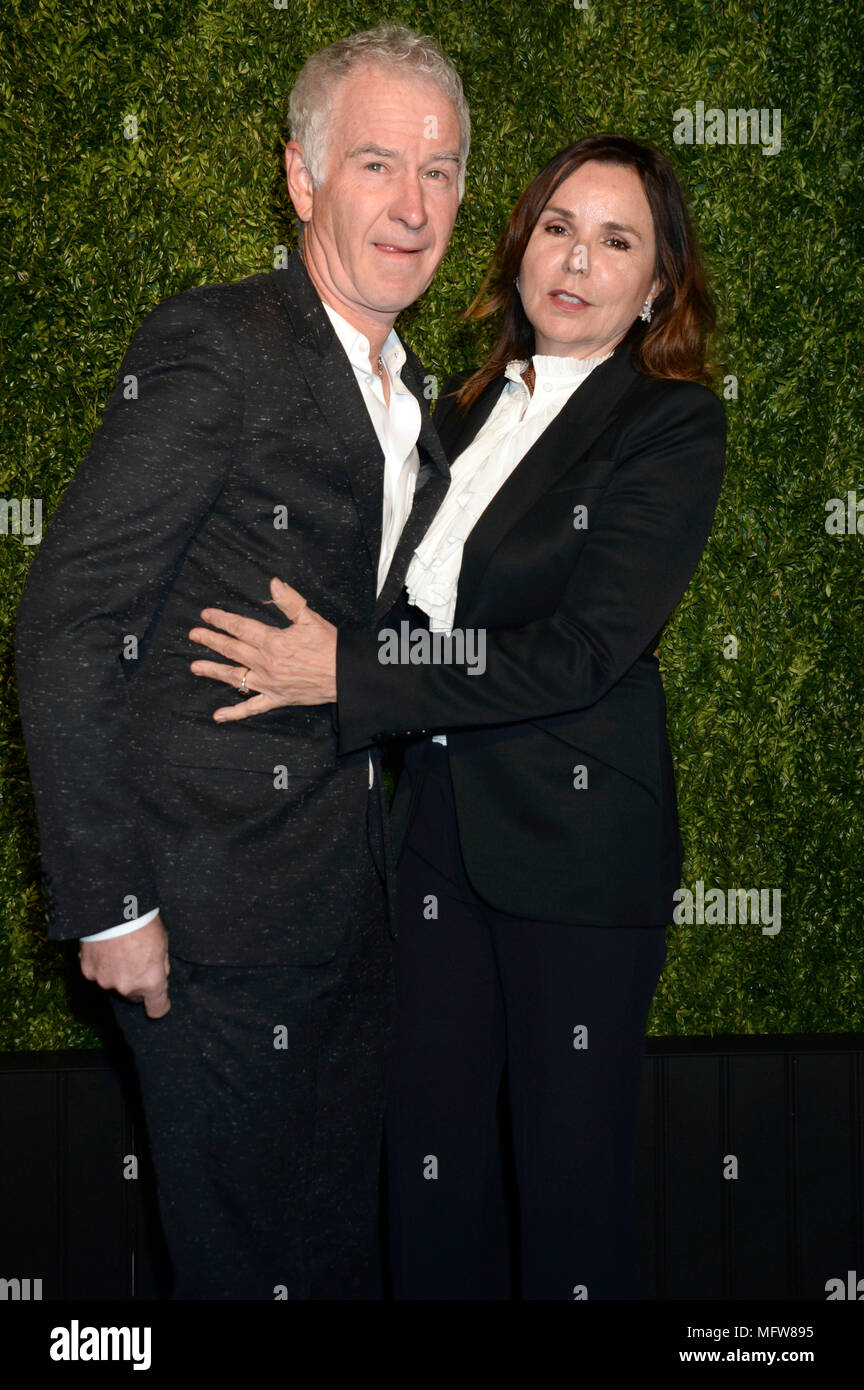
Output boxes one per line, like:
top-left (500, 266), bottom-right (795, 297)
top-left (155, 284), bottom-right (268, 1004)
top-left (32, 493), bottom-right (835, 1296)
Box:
top-left (15, 24), bottom-right (468, 1299)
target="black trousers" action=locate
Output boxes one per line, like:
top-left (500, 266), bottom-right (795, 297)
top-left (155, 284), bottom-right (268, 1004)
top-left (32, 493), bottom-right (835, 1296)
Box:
top-left (386, 741), bottom-right (667, 1300)
top-left (109, 848), bottom-right (391, 1300)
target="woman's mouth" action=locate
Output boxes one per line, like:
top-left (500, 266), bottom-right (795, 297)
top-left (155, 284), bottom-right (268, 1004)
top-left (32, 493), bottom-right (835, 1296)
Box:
top-left (549, 289), bottom-right (592, 311)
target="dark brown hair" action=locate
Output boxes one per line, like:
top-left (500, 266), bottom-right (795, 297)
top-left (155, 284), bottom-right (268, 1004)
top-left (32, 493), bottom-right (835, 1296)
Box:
top-left (453, 133), bottom-right (717, 414)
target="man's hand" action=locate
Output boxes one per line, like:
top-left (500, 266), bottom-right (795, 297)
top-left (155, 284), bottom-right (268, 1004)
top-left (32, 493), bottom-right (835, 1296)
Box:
top-left (188, 577), bottom-right (337, 723)
top-left (79, 914), bottom-right (171, 1018)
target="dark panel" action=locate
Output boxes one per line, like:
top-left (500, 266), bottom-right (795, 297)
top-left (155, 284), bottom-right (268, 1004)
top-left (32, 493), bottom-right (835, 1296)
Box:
top-left (661, 1055), bottom-right (726, 1298)
top-left (727, 1052), bottom-right (791, 1298)
top-left (634, 1054), bottom-right (660, 1300)
top-left (3, 1043), bottom-right (864, 1302)
top-left (856, 1054), bottom-right (864, 1284)
top-left (62, 1066), bottom-right (133, 1299)
top-left (795, 1053), bottom-right (861, 1300)
top-left (0, 1071), bottom-right (60, 1298)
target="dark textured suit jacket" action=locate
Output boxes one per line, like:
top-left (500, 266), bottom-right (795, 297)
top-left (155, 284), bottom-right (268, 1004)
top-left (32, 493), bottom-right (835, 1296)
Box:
top-left (15, 251), bottom-right (450, 964)
top-left (336, 342), bottom-right (726, 926)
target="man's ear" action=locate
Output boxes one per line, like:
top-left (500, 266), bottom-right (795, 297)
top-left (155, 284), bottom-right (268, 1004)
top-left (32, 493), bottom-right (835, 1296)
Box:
top-left (285, 142), bottom-right (314, 222)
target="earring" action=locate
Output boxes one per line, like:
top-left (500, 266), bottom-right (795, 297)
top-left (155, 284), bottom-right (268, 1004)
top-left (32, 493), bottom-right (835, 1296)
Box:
top-left (515, 275), bottom-right (521, 292)
top-left (639, 300), bottom-right (653, 324)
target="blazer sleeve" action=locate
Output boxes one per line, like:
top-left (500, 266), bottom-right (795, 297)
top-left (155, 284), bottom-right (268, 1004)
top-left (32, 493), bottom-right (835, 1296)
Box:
top-left (15, 292), bottom-right (243, 939)
top-left (336, 380), bottom-right (725, 752)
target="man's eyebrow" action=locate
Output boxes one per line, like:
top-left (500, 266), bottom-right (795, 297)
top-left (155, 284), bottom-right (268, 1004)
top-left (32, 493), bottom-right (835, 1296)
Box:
top-left (347, 144), bottom-right (462, 165)
top-left (543, 206), bottom-right (644, 239)
top-left (348, 144), bottom-right (398, 160)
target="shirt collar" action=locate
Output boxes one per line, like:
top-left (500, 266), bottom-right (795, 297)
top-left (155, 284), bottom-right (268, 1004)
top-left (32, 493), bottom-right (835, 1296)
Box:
top-left (321, 300), bottom-right (406, 378)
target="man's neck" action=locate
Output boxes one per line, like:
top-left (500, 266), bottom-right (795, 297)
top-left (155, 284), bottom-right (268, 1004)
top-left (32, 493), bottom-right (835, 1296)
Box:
top-left (299, 235), bottom-right (397, 368)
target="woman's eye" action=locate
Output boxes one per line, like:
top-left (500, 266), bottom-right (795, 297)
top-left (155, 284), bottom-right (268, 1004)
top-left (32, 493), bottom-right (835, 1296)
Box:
top-left (605, 236), bottom-right (631, 251)
top-left (544, 223), bottom-right (570, 235)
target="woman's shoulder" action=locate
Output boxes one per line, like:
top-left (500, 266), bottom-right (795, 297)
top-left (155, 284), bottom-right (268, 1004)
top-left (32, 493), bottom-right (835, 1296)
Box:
top-left (622, 370), bottom-right (727, 448)
top-left (628, 369), bottom-right (726, 416)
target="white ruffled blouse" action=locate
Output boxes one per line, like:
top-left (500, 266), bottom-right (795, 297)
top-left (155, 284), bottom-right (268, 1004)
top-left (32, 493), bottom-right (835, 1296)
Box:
top-left (406, 350), bottom-right (613, 633)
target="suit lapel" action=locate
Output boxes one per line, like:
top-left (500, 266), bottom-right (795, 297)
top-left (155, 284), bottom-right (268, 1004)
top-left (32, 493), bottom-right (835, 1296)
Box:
top-left (373, 350), bottom-right (450, 623)
top-left (270, 253), bottom-right (387, 578)
top-left (404, 350), bottom-right (451, 479)
top-left (454, 343), bottom-right (642, 623)
top-left (270, 255), bottom-right (452, 625)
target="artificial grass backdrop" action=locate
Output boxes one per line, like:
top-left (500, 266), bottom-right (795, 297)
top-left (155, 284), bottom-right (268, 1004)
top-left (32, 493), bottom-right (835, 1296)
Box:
top-left (1, 0), bottom-right (861, 1047)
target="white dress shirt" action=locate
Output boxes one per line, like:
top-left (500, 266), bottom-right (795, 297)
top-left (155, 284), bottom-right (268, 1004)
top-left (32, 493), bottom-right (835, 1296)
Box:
top-left (82, 301), bottom-right (421, 941)
top-left (406, 350), bottom-right (611, 745)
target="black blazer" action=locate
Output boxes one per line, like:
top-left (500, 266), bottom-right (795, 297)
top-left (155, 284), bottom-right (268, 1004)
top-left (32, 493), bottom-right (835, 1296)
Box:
top-left (15, 252), bottom-right (450, 964)
top-left (336, 343), bottom-right (726, 926)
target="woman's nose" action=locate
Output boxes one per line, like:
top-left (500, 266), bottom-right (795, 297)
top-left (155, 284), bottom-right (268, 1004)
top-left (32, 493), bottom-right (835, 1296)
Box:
top-left (565, 240), bottom-right (589, 274)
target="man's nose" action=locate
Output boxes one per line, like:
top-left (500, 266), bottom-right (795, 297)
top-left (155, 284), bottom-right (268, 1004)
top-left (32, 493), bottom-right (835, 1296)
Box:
top-left (388, 175), bottom-right (428, 228)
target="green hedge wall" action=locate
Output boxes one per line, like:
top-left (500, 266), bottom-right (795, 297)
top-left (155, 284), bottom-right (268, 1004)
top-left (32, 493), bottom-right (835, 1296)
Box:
top-left (1, 0), bottom-right (861, 1047)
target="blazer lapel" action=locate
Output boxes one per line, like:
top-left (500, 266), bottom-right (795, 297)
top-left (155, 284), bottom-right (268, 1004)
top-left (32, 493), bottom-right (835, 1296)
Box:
top-left (270, 253), bottom-right (387, 578)
top-left (454, 343), bottom-right (642, 623)
top-left (373, 350), bottom-right (450, 623)
top-left (435, 373), bottom-right (505, 460)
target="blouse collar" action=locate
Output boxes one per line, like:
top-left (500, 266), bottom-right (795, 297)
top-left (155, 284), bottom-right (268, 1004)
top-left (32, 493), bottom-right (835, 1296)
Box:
top-left (505, 349), bottom-right (614, 387)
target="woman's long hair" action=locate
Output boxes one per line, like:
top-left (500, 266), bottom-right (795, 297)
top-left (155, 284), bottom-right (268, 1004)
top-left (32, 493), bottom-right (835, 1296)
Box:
top-left (453, 133), bottom-right (717, 414)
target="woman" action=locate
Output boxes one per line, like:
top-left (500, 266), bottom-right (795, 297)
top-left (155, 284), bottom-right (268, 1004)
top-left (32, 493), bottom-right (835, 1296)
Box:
top-left (192, 134), bottom-right (725, 1299)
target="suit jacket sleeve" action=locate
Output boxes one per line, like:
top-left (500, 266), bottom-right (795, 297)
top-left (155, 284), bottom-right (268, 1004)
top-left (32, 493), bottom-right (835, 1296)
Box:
top-left (15, 292), bottom-right (243, 939)
top-left (336, 381), bottom-right (725, 751)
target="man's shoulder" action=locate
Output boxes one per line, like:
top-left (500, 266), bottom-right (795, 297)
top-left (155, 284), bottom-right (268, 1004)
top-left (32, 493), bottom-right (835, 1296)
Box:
top-left (139, 270), bottom-right (290, 334)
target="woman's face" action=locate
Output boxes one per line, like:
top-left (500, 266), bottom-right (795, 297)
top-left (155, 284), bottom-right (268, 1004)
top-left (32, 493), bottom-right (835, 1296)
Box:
top-left (518, 159), bottom-right (660, 359)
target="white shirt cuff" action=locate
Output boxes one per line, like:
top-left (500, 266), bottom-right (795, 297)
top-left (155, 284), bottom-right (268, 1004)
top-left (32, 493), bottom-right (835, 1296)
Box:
top-left (80, 907), bottom-right (160, 942)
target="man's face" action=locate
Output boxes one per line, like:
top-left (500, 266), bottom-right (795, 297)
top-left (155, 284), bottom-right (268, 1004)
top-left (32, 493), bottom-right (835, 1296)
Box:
top-left (287, 65), bottom-right (463, 324)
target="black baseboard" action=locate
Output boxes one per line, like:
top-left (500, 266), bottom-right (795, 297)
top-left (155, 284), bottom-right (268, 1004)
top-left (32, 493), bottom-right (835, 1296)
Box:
top-left (1, 1036), bottom-right (862, 1300)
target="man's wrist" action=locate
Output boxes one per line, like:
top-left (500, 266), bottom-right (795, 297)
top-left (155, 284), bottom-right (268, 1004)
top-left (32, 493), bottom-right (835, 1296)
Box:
top-left (80, 907), bottom-right (160, 942)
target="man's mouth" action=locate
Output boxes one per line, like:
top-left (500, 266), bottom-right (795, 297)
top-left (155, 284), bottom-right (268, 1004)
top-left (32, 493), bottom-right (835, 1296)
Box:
top-left (374, 243), bottom-right (424, 256)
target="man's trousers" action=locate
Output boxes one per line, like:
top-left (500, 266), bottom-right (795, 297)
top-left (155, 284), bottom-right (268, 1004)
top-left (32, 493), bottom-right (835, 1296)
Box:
top-left (109, 852), bottom-right (392, 1300)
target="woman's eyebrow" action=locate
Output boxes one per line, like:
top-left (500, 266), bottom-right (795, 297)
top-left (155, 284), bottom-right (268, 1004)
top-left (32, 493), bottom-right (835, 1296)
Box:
top-left (543, 205), bottom-right (645, 240)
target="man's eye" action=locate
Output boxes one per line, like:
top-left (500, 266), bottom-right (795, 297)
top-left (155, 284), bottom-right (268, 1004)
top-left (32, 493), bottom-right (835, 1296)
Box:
top-left (424, 168), bottom-right (448, 180)
top-left (364, 162), bottom-right (386, 172)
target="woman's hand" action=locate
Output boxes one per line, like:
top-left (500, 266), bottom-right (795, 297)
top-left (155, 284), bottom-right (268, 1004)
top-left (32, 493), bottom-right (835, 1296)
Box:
top-left (189, 578), bottom-right (337, 722)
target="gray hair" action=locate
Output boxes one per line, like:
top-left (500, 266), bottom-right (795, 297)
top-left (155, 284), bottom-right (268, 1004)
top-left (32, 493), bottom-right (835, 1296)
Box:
top-left (288, 24), bottom-right (470, 200)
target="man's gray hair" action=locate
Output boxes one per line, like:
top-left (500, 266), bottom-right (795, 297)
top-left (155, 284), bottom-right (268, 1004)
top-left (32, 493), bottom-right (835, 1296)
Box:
top-left (289, 24), bottom-right (470, 200)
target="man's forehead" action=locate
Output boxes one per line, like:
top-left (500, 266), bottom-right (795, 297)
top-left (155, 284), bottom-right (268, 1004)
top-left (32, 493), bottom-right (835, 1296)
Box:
top-left (330, 68), bottom-right (461, 145)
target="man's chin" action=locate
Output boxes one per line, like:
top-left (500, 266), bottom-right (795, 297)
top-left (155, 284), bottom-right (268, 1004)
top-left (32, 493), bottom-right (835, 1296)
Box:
top-left (366, 270), bottom-right (437, 314)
